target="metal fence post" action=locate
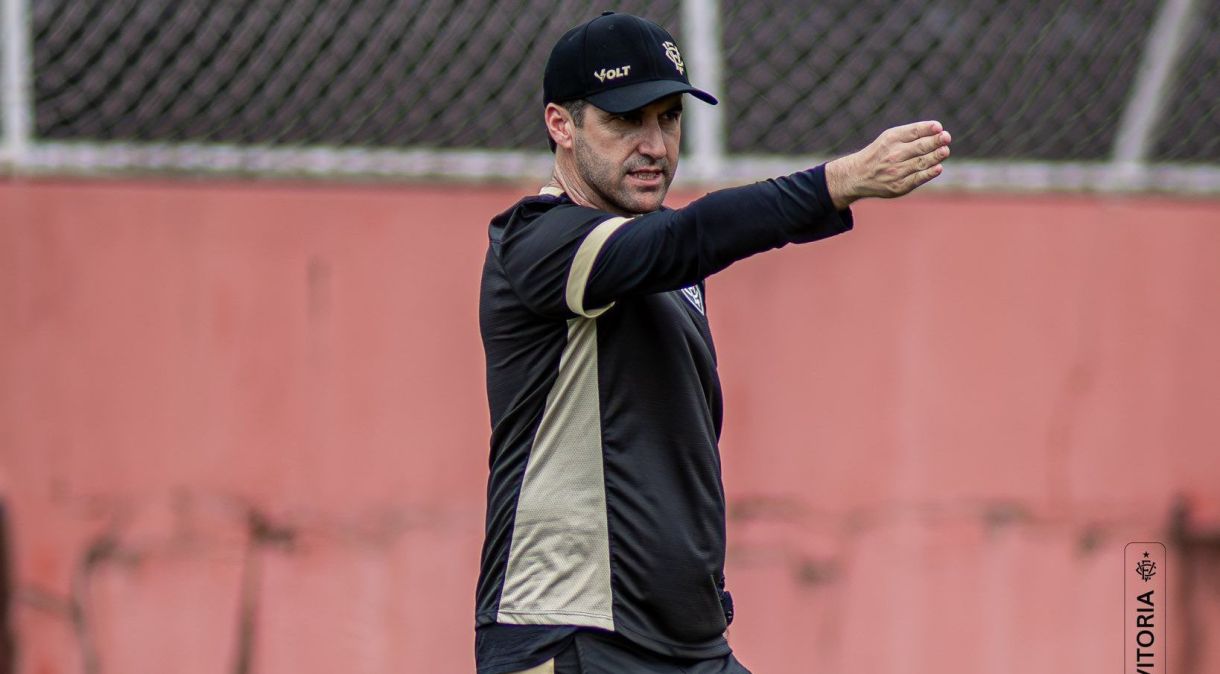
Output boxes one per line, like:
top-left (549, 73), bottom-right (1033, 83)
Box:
top-left (1111, 0), bottom-right (1200, 187)
top-left (682, 0), bottom-right (725, 184)
top-left (2, 0), bottom-right (32, 171)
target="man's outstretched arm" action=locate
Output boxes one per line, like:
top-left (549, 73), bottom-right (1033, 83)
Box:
top-left (498, 121), bottom-right (952, 318)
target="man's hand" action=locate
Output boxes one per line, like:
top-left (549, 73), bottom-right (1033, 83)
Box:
top-left (825, 121), bottom-right (952, 210)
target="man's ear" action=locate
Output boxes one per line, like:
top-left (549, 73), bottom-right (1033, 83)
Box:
top-left (545, 103), bottom-right (576, 151)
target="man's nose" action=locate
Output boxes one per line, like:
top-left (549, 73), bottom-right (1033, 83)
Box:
top-left (637, 119), bottom-right (666, 159)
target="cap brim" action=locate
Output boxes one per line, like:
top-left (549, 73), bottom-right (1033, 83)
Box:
top-left (585, 79), bottom-right (718, 114)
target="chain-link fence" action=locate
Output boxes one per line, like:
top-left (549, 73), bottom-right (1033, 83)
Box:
top-left (3, 0), bottom-right (1219, 190)
top-left (724, 0), bottom-right (1164, 160)
top-left (29, 0), bottom-right (679, 150)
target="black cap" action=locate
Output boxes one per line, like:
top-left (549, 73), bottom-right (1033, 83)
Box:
top-left (543, 11), bottom-right (718, 114)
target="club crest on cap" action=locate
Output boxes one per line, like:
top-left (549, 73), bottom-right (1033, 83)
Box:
top-left (661, 41), bottom-right (685, 75)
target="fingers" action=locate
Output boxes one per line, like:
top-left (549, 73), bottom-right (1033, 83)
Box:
top-left (906, 130), bottom-right (952, 159)
top-left (889, 129), bottom-right (951, 164)
top-left (886, 138), bottom-right (950, 196)
top-left (899, 142), bottom-right (951, 174)
top-left (890, 120), bottom-right (944, 143)
top-left (906, 163), bottom-right (944, 191)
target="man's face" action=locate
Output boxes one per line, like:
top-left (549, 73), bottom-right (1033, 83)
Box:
top-left (571, 95), bottom-right (683, 215)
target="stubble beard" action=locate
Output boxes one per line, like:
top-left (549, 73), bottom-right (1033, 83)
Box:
top-left (573, 134), bottom-right (673, 215)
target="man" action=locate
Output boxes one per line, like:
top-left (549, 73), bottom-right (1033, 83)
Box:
top-left (476, 11), bottom-right (950, 674)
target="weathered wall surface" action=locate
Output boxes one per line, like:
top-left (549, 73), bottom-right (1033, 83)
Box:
top-left (1, 179), bottom-right (1217, 673)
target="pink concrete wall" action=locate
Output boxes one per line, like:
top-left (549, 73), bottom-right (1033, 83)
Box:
top-left (1, 179), bottom-right (1217, 674)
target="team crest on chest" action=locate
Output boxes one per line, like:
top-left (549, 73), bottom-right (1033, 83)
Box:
top-left (679, 285), bottom-right (704, 315)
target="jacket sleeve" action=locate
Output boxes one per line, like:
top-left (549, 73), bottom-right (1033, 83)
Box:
top-left (497, 164), bottom-right (852, 319)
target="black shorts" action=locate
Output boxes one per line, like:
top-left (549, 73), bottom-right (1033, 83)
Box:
top-left (541, 630), bottom-right (752, 674)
